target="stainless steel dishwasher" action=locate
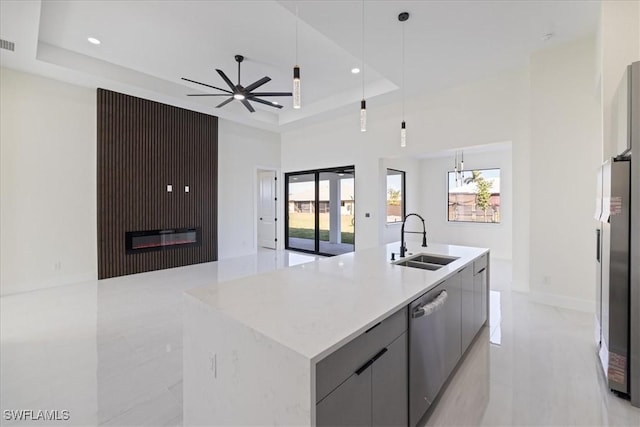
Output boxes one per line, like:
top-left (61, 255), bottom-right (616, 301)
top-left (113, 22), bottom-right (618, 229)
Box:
top-left (408, 275), bottom-right (461, 427)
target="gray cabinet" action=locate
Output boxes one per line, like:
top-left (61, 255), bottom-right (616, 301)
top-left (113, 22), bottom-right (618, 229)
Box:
top-left (316, 309), bottom-right (408, 427)
top-left (444, 275), bottom-right (462, 379)
top-left (460, 265), bottom-right (475, 351)
top-left (316, 368), bottom-right (372, 427)
top-left (372, 333), bottom-right (408, 427)
top-left (473, 254), bottom-right (488, 331)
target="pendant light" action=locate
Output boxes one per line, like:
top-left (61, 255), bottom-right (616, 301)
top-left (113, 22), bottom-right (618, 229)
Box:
top-left (454, 151), bottom-right (459, 185)
top-left (399, 12), bottom-right (409, 147)
top-left (293, 3), bottom-right (301, 109)
top-left (453, 150), bottom-right (465, 186)
top-left (360, 0), bottom-right (366, 132)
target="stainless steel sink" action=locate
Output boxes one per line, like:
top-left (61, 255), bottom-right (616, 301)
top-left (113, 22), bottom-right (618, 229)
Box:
top-left (405, 254), bottom-right (458, 266)
top-left (393, 253), bottom-right (459, 271)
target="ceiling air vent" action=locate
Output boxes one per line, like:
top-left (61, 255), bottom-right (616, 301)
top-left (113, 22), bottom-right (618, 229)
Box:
top-left (0, 39), bottom-right (15, 52)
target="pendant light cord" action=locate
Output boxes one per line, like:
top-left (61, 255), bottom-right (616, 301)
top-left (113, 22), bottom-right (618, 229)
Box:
top-left (402, 19), bottom-right (405, 120)
top-left (295, 2), bottom-right (299, 65)
top-left (362, 0), bottom-right (365, 99)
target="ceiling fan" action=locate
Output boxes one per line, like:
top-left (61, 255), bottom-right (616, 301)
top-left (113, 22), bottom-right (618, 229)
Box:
top-left (182, 55), bottom-right (292, 113)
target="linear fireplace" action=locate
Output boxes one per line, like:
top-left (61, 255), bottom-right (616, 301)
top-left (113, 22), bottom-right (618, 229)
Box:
top-left (125, 228), bottom-right (201, 254)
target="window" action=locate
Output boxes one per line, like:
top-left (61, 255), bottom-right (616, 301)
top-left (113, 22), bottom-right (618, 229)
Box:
top-left (448, 168), bottom-right (500, 223)
top-left (386, 169), bottom-right (405, 223)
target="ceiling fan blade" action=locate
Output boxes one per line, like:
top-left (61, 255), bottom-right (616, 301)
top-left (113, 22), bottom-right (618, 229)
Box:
top-left (251, 92), bottom-right (293, 97)
top-left (249, 97), bottom-right (284, 109)
top-left (216, 69), bottom-right (236, 90)
top-left (181, 77), bottom-right (232, 94)
top-left (244, 76), bottom-right (271, 92)
top-left (187, 94), bottom-right (233, 96)
top-left (216, 97), bottom-right (234, 108)
top-left (240, 99), bottom-right (256, 113)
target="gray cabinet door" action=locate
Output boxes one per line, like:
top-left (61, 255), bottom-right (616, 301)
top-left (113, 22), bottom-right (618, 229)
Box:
top-left (444, 275), bottom-right (462, 378)
top-left (316, 368), bottom-right (372, 427)
top-left (474, 269), bottom-right (487, 330)
top-left (372, 333), bottom-right (408, 427)
top-left (460, 265), bottom-right (475, 351)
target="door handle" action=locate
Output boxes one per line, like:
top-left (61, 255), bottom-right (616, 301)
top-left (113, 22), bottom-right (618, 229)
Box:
top-left (596, 228), bottom-right (601, 262)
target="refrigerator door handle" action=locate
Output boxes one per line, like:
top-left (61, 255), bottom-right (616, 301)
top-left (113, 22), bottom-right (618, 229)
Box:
top-left (596, 228), bottom-right (601, 262)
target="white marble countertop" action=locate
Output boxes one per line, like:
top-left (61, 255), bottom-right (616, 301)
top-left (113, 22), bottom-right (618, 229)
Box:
top-left (185, 242), bottom-right (488, 363)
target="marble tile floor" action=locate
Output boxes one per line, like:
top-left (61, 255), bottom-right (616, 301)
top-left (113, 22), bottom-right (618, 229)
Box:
top-left (0, 250), bottom-right (320, 426)
top-left (424, 289), bottom-right (640, 426)
top-left (1, 254), bottom-right (639, 426)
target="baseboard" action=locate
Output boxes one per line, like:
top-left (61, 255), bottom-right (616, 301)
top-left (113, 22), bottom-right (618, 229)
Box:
top-left (527, 291), bottom-right (595, 314)
top-left (0, 271), bottom-right (97, 297)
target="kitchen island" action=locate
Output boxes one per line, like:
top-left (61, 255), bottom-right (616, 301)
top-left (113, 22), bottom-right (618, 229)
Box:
top-left (183, 242), bottom-right (489, 426)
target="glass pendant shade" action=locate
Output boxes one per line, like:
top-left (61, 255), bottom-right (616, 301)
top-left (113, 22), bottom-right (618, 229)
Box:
top-left (293, 66), bottom-right (301, 109)
top-left (400, 121), bottom-right (406, 147)
top-left (360, 100), bottom-right (367, 132)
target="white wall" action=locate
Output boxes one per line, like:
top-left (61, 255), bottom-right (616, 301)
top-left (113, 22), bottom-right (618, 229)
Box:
top-left (419, 147), bottom-right (513, 260)
top-left (0, 68), bottom-right (97, 296)
top-left (0, 68), bottom-right (281, 295)
top-left (282, 35), bottom-right (604, 308)
top-left (217, 119), bottom-right (281, 259)
top-left (281, 69), bottom-right (529, 256)
top-left (528, 36), bottom-right (602, 311)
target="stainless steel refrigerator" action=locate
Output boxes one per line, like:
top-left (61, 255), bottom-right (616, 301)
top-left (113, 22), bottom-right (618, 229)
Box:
top-left (595, 61), bottom-right (639, 407)
top-left (596, 158), bottom-right (631, 395)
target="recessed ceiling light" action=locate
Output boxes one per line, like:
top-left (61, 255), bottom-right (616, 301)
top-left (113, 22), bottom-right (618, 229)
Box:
top-left (351, 68), bottom-right (360, 74)
top-left (87, 37), bottom-right (101, 45)
top-left (233, 94), bottom-right (245, 100)
top-left (272, 101), bottom-right (279, 105)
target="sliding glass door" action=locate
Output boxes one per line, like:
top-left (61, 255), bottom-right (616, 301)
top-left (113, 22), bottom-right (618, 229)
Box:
top-left (286, 166), bottom-right (355, 256)
top-left (286, 173), bottom-right (316, 252)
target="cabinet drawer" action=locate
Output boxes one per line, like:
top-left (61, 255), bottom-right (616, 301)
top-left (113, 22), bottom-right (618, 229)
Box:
top-left (473, 254), bottom-right (488, 275)
top-left (316, 307), bottom-right (407, 402)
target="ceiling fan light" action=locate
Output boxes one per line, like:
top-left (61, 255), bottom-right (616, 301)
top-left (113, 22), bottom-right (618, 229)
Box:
top-left (360, 99), bottom-right (367, 132)
top-left (233, 93), bottom-right (245, 100)
top-left (293, 66), bottom-right (301, 109)
top-left (400, 121), bottom-right (407, 148)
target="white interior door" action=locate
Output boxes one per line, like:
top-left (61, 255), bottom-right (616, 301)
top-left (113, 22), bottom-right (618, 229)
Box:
top-left (258, 170), bottom-right (277, 249)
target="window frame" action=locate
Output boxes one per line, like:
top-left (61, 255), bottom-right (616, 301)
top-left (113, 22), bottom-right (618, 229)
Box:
top-left (284, 165), bottom-right (356, 256)
top-left (386, 168), bottom-right (406, 224)
top-left (446, 167), bottom-right (501, 224)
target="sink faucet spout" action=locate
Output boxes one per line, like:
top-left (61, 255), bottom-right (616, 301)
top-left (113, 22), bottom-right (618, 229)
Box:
top-left (400, 213), bottom-right (428, 258)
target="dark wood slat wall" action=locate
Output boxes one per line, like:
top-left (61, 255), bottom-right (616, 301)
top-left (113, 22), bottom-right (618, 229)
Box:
top-left (97, 89), bottom-right (218, 279)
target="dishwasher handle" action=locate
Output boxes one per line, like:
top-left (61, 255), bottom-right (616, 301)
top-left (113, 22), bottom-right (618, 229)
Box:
top-left (412, 290), bottom-right (448, 318)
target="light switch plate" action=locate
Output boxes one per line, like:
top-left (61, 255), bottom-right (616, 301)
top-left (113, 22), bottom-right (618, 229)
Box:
top-left (167, 185), bottom-right (172, 192)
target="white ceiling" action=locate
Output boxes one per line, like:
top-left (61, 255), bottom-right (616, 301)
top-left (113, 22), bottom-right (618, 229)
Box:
top-left (0, 0), bottom-right (600, 132)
